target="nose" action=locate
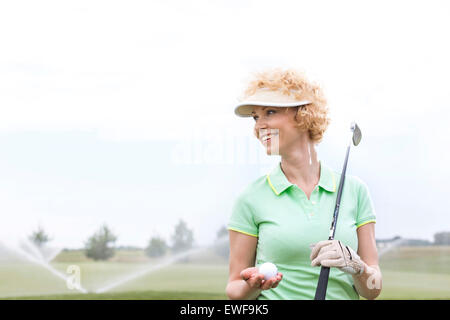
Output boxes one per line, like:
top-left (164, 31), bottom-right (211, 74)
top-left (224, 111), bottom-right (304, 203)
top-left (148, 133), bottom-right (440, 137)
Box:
top-left (254, 119), bottom-right (269, 139)
top-left (254, 117), bottom-right (268, 131)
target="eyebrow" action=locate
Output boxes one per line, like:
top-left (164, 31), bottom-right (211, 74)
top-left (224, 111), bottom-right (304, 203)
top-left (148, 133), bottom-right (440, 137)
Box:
top-left (251, 107), bottom-right (268, 115)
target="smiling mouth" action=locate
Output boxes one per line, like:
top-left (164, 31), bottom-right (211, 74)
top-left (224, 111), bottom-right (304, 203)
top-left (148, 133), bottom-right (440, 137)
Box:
top-left (261, 133), bottom-right (278, 144)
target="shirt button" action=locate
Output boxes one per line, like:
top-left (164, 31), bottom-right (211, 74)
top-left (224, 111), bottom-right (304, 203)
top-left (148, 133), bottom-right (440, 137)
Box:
top-left (312, 201), bottom-right (316, 205)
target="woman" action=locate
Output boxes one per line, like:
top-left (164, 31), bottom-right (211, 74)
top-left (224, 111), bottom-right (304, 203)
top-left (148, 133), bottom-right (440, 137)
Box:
top-left (226, 68), bottom-right (382, 300)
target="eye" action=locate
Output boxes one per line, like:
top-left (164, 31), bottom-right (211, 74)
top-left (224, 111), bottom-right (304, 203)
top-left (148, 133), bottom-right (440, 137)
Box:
top-left (252, 115), bottom-right (259, 121)
top-left (266, 109), bottom-right (276, 115)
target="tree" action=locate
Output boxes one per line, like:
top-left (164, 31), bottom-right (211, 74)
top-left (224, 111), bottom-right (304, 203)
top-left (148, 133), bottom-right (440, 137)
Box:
top-left (214, 225), bottom-right (229, 260)
top-left (28, 225), bottom-right (52, 247)
top-left (145, 236), bottom-right (168, 258)
top-left (171, 219), bottom-right (194, 253)
top-left (84, 224), bottom-right (118, 261)
top-left (434, 232), bottom-right (450, 245)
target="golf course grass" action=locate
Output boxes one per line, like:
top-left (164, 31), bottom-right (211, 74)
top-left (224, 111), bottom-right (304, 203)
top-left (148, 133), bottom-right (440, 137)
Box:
top-left (377, 246), bottom-right (450, 300)
top-left (1, 246), bottom-right (449, 300)
top-left (5, 290), bottom-right (227, 300)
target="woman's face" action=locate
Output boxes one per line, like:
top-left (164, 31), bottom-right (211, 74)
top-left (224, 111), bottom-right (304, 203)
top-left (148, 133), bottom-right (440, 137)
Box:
top-left (252, 106), bottom-right (305, 156)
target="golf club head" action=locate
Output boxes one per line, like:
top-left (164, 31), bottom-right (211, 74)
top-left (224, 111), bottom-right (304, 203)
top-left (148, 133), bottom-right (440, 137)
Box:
top-left (350, 122), bottom-right (362, 146)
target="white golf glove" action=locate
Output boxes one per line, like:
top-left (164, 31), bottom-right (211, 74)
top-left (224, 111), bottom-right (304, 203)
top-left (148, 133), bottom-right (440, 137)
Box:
top-left (310, 240), bottom-right (365, 275)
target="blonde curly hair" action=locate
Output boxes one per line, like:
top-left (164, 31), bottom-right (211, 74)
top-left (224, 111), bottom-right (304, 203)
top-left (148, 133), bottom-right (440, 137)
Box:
top-left (243, 68), bottom-right (330, 144)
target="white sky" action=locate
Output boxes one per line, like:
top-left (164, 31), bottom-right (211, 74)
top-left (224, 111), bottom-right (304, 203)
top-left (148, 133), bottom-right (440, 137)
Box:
top-left (0, 0), bottom-right (449, 248)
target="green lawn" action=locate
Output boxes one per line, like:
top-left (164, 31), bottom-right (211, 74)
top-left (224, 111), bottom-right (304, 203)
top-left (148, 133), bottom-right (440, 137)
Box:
top-left (1, 246), bottom-right (449, 300)
top-left (377, 270), bottom-right (450, 299)
top-left (377, 246), bottom-right (450, 299)
top-left (5, 290), bottom-right (227, 300)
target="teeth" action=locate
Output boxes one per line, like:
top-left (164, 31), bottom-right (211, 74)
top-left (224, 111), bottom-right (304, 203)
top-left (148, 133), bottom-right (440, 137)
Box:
top-left (261, 133), bottom-right (277, 142)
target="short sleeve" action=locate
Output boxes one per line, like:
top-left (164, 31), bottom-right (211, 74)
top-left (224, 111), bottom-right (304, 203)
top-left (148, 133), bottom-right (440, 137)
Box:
top-left (355, 180), bottom-right (376, 228)
top-left (227, 195), bottom-right (258, 237)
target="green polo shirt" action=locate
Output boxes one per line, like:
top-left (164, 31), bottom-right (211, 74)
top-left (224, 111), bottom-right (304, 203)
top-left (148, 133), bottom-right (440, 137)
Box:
top-left (228, 160), bottom-right (376, 300)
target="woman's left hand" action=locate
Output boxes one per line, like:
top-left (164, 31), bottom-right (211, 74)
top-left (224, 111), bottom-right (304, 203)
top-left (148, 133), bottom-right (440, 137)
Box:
top-left (310, 240), bottom-right (365, 275)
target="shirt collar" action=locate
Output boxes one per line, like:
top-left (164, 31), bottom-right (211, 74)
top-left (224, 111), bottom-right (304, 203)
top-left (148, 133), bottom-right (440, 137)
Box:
top-left (266, 160), bottom-right (337, 196)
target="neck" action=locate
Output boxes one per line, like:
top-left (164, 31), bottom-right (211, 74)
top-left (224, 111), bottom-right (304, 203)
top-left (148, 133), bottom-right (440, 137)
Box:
top-left (280, 141), bottom-right (320, 187)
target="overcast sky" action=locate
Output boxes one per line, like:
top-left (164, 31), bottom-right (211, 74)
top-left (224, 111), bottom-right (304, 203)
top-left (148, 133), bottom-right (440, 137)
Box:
top-left (0, 0), bottom-right (449, 249)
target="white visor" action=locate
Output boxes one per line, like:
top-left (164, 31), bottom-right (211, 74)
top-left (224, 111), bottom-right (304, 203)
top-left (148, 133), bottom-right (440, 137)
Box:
top-left (234, 89), bottom-right (311, 117)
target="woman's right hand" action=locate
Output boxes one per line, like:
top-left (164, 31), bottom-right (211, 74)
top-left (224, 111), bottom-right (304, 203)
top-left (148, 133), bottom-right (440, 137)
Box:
top-left (240, 267), bottom-right (283, 291)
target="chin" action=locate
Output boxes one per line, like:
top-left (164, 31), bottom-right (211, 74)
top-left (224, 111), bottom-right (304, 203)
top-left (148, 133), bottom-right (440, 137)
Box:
top-left (265, 147), bottom-right (280, 156)
top-left (261, 139), bottom-right (282, 155)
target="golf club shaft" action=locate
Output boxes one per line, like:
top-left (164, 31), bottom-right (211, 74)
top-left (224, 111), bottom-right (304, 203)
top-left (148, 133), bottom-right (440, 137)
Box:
top-left (314, 143), bottom-right (351, 300)
top-left (330, 144), bottom-right (350, 239)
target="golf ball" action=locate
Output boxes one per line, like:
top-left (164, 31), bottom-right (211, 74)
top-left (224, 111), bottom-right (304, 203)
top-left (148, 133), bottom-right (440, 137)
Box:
top-left (258, 262), bottom-right (278, 280)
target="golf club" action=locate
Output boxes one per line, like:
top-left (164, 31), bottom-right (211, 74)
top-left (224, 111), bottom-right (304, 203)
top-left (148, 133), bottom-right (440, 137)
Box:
top-left (314, 121), bottom-right (362, 300)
